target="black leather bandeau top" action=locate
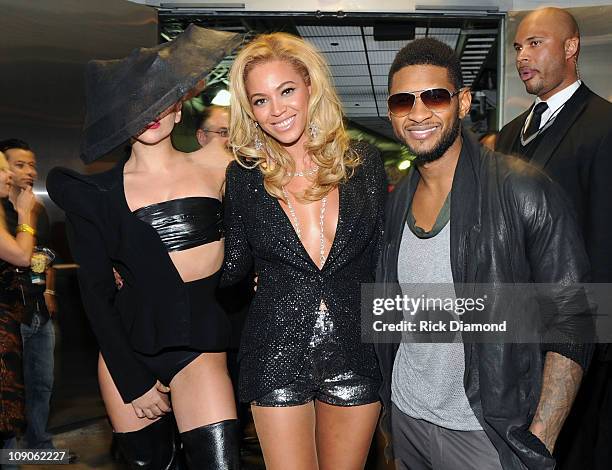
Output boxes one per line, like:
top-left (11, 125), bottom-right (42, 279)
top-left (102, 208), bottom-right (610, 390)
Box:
top-left (133, 197), bottom-right (223, 252)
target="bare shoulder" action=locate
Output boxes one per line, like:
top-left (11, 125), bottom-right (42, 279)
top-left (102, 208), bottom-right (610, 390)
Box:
top-left (188, 143), bottom-right (233, 170)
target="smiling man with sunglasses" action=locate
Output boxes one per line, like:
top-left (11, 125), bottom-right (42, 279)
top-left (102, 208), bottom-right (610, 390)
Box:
top-left (374, 38), bottom-right (592, 470)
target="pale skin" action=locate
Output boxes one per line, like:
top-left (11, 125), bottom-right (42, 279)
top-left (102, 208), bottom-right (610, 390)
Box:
top-left (389, 63), bottom-right (583, 453)
top-left (99, 104), bottom-right (236, 433)
top-left (244, 59), bottom-right (380, 470)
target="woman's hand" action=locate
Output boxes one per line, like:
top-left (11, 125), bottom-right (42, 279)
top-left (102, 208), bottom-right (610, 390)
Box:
top-left (131, 381), bottom-right (172, 419)
top-left (15, 186), bottom-right (37, 218)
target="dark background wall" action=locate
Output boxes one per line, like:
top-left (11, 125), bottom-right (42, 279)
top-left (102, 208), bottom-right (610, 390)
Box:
top-left (0, 0), bottom-right (157, 222)
top-left (0, 0), bottom-right (158, 428)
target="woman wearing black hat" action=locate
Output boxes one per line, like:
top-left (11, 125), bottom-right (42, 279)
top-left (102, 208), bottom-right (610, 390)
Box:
top-left (46, 26), bottom-right (242, 469)
top-left (223, 33), bottom-right (385, 469)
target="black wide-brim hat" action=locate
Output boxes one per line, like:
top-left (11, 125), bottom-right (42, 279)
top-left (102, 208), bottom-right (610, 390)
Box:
top-left (81, 25), bottom-right (242, 163)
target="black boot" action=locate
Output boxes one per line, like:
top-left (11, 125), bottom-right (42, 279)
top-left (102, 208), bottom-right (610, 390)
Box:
top-left (113, 415), bottom-right (180, 469)
top-left (180, 419), bottom-right (240, 470)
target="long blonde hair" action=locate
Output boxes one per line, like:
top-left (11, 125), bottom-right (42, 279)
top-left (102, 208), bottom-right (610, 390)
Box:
top-left (228, 32), bottom-right (359, 201)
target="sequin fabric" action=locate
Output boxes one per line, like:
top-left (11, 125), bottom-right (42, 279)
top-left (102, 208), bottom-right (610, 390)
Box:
top-left (253, 307), bottom-right (380, 406)
top-left (222, 142), bottom-right (387, 403)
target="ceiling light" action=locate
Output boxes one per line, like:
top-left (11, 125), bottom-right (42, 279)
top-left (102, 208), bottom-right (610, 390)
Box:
top-left (211, 89), bottom-right (231, 106)
top-left (398, 160), bottom-right (411, 171)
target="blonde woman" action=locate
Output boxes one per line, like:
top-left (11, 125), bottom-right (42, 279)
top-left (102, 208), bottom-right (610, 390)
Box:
top-left (0, 151), bottom-right (37, 447)
top-left (223, 33), bottom-right (386, 469)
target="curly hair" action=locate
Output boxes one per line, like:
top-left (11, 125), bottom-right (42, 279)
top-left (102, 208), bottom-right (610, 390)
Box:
top-left (388, 37), bottom-right (463, 92)
top-left (228, 32), bottom-right (359, 202)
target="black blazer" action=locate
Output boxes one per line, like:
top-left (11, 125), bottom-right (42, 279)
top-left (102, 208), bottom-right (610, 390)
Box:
top-left (47, 161), bottom-right (227, 403)
top-left (497, 84), bottom-right (612, 283)
top-left (222, 142), bottom-right (386, 402)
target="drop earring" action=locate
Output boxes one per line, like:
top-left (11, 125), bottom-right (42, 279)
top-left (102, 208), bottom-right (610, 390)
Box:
top-left (253, 122), bottom-right (264, 151)
top-left (308, 122), bottom-right (320, 138)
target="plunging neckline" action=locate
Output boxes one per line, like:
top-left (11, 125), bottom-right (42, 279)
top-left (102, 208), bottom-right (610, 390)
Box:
top-left (274, 185), bottom-right (342, 272)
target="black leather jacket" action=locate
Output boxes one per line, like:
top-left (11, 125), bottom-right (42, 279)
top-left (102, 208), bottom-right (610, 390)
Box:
top-left (375, 129), bottom-right (591, 470)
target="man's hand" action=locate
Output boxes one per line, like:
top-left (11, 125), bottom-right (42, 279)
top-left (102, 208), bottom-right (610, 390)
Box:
top-left (131, 381), bottom-right (172, 419)
top-left (113, 268), bottom-right (124, 290)
top-left (529, 352), bottom-right (583, 452)
top-left (44, 292), bottom-right (58, 317)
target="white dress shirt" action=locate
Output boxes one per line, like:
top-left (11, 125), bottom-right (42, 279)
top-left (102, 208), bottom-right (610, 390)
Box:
top-left (523, 80), bottom-right (582, 135)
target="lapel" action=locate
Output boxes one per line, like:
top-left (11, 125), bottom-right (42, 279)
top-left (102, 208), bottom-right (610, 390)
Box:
top-left (498, 107), bottom-right (531, 154)
top-left (527, 83), bottom-right (590, 169)
top-left (324, 166), bottom-right (366, 269)
top-left (264, 164), bottom-right (366, 271)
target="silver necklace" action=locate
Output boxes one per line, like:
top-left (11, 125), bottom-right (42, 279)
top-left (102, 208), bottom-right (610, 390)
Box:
top-left (288, 167), bottom-right (318, 177)
top-left (281, 187), bottom-right (328, 269)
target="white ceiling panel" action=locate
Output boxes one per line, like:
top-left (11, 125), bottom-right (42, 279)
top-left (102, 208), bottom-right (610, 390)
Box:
top-left (305, 35), bottom-right (364, 53)
top-left (431, 34), bottom-right (459, 49)
top-left (373, 75), bottom-right (389, 87)
top-left (364, 36), bottom-right (411, 52)
top-left (297, 25), bottom-right (362, 37)
top-left (338, 89), bottom-right (376, 99)
top-left (323, 51), bottom-right (368, 66)
top-left (428, 28), bottom-right (461, 35)
top-left (366, 50), bottom-right (397, 64)
top-left (329, 64), bottom-right (370, 76)
top-left (333, 76), bottom-right (373, 87)
top-left (345, 111), bottom-right (381, 118)
top-left (370, 64), bottom-right (391, 76)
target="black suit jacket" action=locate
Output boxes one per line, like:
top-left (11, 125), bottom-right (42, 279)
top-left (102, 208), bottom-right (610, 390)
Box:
top-left (497, 84), bottom-right (612, 283)
top-left (222, 142), bottom-right (386, 403)
top-left (47, 161), bottom-right (228, 403)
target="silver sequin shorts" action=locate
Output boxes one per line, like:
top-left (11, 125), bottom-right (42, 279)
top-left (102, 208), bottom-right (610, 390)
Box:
top-left (252, 309), bottom-right (381, 407)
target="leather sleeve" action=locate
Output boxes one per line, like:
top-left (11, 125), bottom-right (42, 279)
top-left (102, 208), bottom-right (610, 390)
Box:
top-left (220, 162), bottom-right (254, 286)
top-left (516, 171), bottom-right (593, 370)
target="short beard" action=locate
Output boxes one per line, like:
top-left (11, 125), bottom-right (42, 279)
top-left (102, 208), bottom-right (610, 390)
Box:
top-left (525, 78), bottom-right (544, 97)
top-left (409, 114), bottom-right (461, 166)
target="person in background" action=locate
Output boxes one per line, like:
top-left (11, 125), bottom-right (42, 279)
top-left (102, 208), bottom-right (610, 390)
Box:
top-left (0, 139), bottom-right (57, 453)
top-left (196, 105), bottom-right (230, 149)
top-left (0, 150), bottom-right (37, 451)
top-left (496, 9), bottom-right (612, 468)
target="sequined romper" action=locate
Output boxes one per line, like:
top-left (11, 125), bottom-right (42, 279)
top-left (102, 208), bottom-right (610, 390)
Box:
top-left (222, 142), bottom-right (386, 405)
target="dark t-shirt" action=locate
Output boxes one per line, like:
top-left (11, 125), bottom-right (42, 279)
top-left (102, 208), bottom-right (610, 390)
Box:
top-left (2, 197), bottom-right (52, 325)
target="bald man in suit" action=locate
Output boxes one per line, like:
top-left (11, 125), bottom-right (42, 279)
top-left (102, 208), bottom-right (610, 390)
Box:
top-left (497, 8), bottom-right (612, 469)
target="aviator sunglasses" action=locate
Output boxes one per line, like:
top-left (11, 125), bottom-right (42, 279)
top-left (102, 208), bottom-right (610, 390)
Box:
top-left (387, 88), bottom-right (461, 117)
